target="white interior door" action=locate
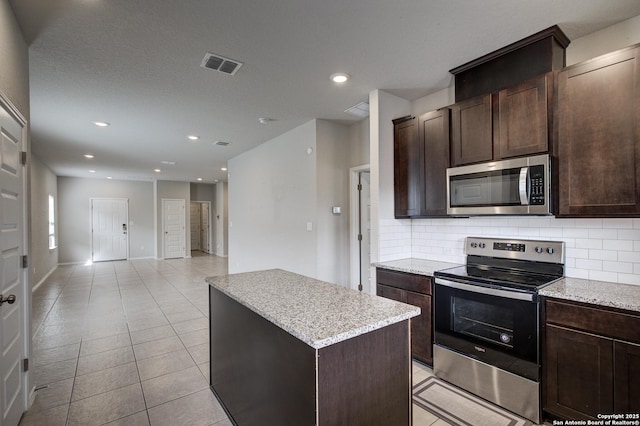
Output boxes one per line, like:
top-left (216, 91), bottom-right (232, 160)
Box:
top-left (359, 171), bottom-right (371, 292)
top-left (91, 198), bottom-right (128, 262)
top-left (0, 96), bottom-right (27, 426)
top-left (201, 203), bottom-right (210, 253)
top-left (163, 199), bottom-right (185, 259)
top-left (190, 203), bottom-right (201, 251)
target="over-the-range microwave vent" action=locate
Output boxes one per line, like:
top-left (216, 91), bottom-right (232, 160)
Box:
top-left (200, 52), bottom-right (243, 75)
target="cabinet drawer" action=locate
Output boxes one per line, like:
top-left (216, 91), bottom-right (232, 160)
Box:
top-left (546, 299), bottom-right (640, 343)
top-left (376, 269), bottom-right (432, 295)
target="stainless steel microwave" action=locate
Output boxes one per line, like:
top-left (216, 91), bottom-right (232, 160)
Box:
top-left (447, 154), bottom-right (552, 216)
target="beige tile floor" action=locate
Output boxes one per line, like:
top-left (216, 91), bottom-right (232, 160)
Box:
top-left (22, 254), bottom-right (447, 426)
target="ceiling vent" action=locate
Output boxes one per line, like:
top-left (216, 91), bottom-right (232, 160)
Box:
top-left (214, 141), bottom-right (231, 146)
top-left (201, 52), bottom-right (243, 76)
top-left (345, 102), bottom-right (369, 118)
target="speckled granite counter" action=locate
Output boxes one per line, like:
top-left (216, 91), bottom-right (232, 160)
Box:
top-left (540, 277), bottom-right (640, 313)
top-left (206, 268), bottom-right (420, 349)
top-left (373, 258), bottom-right (462, 276)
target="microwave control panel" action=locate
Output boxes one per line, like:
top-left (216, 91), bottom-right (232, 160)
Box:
top-left (529, 165), bottom-right (545, 205)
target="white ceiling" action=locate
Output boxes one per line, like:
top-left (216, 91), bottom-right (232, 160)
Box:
top-left (10, 0), bottom-right (640, 183)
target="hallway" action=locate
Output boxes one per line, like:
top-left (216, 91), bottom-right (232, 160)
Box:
top-left (21, 255), bottom-right (231, 425)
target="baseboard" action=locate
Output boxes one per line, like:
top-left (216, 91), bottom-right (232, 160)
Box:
top-left (32, 266), bottom-right (58, 292)
top-left (128, 256), bottom-right (155, 260)
top-left (57, 261), bottom-right (85, 266)
top-left (27, 385), bottom-right (36, 409)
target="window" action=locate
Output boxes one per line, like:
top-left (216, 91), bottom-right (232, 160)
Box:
top-left (48, 194), bottom-right (56, 249)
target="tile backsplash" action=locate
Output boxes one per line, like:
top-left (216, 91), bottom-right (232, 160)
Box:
top-left (379, 217), bottom-right (640, 286)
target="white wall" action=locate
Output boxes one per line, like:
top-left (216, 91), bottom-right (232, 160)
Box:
top-left (567, 14), bottom-right (640, 65)
top-left (376, 15), bottom-right (640, 286)
top-left (316, 120), bottom-right (351, 285)
top-left (57, 177), bottom-right (155, 263)
top-left (30, 155), bottom-right (57, 285)
top-left (228, 120), bottom-right (318, 276)
top-left (0, 0), bottom-right (29, 119)
top-left (156, 180), bottom-right (190, 258)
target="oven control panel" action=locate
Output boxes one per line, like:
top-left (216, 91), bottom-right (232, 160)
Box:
top-left (465, 237), bottom-right (565, 264)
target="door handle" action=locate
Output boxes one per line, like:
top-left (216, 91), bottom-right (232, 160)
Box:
top-left (0, 294), bottom-right (16, 306)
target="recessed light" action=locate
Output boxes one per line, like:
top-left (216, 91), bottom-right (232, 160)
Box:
top-left (197, 178), bottom-right (203, 181)
top-left (93, 121), bottom-right (110, 127)
top-left (89, 170), bottom-right (96, 173)
top-left (214, 179), bottom-right (219, 183)
top-left (187, 135), bottom-right (199, 141)
top-left (154, 169), bottom-right (161, 173)
top-left (221, 167), bottom-right (227, 171)
top-left (258, 117), bottom-right (274, 125)
top-left (107, 176), bottom-right (113, 180)
top-left (84, 154), bottom-right (95, 159)
top-left (330, 73), bottom-right (350, 83)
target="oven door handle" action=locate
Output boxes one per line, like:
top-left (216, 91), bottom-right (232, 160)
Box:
top-left (435, 278), bottom-right (534, 302)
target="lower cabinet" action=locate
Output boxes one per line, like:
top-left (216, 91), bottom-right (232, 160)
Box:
top-left (376, 269), bottom-right (432, 365)
top-left (543, 298), bottom-right (640, 419)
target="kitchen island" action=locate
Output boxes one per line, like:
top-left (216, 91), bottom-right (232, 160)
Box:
top-left (206, 269), bottom-right (420, 426)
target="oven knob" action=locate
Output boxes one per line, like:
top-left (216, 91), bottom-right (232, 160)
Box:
top-left (479, 243), bottom-right (486, 249)
top-left (470, 242), bottom-right (478, 248)
top-left (547, 247), bottom-right (555, 255)
top-left (535, 247), bottom-right (543, 254)
top-left (500, 333), bottom-right (511, 344)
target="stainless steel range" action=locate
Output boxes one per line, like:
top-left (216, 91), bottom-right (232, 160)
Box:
top-left (433, 237), bottom-right (565, 424)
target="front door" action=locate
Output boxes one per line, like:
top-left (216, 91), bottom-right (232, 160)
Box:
top-left (91, 198), bottom-right (128, 262)
top-left (0, 94), bottom-right (28, 426)
top-left (163, 199), bottom-right (185, 259)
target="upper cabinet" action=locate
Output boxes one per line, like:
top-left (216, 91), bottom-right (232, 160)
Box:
top-left (451, 73), bottom-right (553, 167)
top-left (393, 116), bottom-right (423, 218)
top-left (393, 109), bottom-right (450, 218)
top-left (557, 46), bottom-right (640, 217)
top-left (419, 109), bottom-right (450, 217)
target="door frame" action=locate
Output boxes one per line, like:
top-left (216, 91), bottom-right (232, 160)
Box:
top-left (193, 200), bottom-right (212, 254)
top-left (161, 198), bottom-right (186, 259)
top-left (0, 90), bottom-right (31, 419)
top-left (349, 164), bottom-right (370, 292)
top-left (89, 198), bottom-right (129, 262)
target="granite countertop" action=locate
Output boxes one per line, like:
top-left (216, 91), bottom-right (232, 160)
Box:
top-left (540, 277), bottom-right (640, 313)
top-left (373, 258), bottom-right (462, 277)
top-left (206, 269), bottom-right (420, 349)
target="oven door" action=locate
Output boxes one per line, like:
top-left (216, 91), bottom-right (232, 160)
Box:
top-left (434, 278), bottom-right (540, 380)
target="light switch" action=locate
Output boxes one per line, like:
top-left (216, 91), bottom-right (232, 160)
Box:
top-left (306, 222), bottom-right (313, 231)
top-left (332, 206), bottom-right (341, 214)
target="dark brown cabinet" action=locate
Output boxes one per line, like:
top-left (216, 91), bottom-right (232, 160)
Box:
top-left (419, 109), bottom-right (450, 216)
top-left (557, 46), bottom-right (640, 217)
top-left (393, 109), bottom-right (450, 218)
top-left (451, 73), bottom-right (552, 167)
top-left (496, 73), bottom-right (552, 159)
top-left (376, 268), bottom-right (433, 365)
top-left (543, 298), bottom-right (640, 419)
top-left (393, 116), bottom-right (422, 218)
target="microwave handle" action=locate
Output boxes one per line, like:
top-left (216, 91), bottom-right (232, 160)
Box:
top-left (519, 167), bottom-right (529, 205)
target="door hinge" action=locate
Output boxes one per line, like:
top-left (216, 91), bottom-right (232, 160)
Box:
top-left (23, 358), bottom-right (29, 372)
top-left (357, 234), bottom-right (363, 241)
top-left (21, 255), bottom-right (27, 268)
top-left (357, 184), bottom-right (362, 191)
top-left (20, 151), bottom-right (27, 166)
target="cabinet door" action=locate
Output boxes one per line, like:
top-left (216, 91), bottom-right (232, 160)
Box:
top-left (496, 73), bottom-right (550, 159)
top-left (393, 117), bottom-right (424, 217)
top-left (544, 324), bottom-right (614, 419)
top-left (419, 109), bottom-right (450, 216)
top-left (614, 340), bottom-right (640, 413)
top-left (376, 284), bottom-right (407, 304)
top-left (406, 291), bottom-right (432, 365)
top-left (558, 47), bottom-right (640, 217)
top-left (451, 94), bottom-right (492, 166)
